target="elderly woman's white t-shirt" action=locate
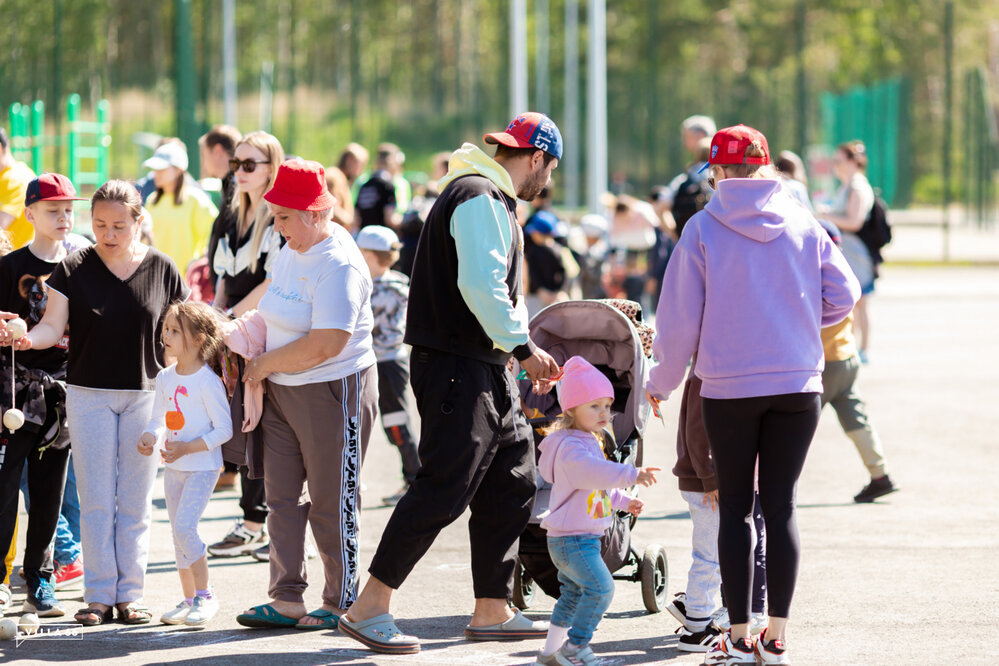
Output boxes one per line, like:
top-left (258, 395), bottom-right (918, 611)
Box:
top-left (259, 225), bottom-right (376, 386)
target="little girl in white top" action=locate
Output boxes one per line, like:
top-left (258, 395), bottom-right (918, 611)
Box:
top-left (138, 301), bottom-right (232, 627)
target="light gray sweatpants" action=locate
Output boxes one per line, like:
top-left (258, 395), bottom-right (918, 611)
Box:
top-left (66, 386), bottom-right (157, 606)
top-left (680, 489), bottom-right (722, 630)
top-left (164, 468), bottom-right (220, 569)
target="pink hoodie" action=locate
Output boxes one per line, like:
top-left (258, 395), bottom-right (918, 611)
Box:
top-left (537, 429), bottom-right (638, 537)
top-left (221, 310), bottom-right (267, 432)
top-left (648, 178), bottom-right (860, 401)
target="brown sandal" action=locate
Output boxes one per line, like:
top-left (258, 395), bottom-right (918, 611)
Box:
top-left (116, 602), bottom-right (152, 625)
top-left (75, 605), bottom-right (114, 626)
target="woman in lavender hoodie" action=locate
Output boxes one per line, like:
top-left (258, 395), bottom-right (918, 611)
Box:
top-left (647, 126), bottom-right (859, 666)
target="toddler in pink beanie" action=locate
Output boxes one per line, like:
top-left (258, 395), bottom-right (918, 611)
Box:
top-left (533, 355), bottom-right (660, 666)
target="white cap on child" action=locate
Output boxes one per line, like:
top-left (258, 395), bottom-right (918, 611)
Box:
top-left (356, 225), bottom-right (402, 252)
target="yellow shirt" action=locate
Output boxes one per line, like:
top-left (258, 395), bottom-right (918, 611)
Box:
top-left (821, 312), bottom-right (857, 361)
top-left (0, 161), bottom-right (37, 248)
top-left (145, 187), bottom-right (219, 271)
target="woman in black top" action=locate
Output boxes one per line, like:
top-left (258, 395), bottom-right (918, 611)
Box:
top-left (14, 180), bottom-right (189, 626)
top-left (206, 132), bottom-right (283, 560)
top-left (212, 132), bottom-right (284, 316)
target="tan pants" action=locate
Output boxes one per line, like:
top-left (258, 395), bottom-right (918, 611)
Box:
top-left (262, 365), bottom-right (377, 610)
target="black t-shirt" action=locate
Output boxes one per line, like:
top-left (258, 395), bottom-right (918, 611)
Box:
top-left (525, 239), bottom-right (565, 294)
top-left (355, 170), bottom-right (396, 229)
top-left (0, 247), bottom-right (70, 374)
top-left (46, 246), bottom-right (190, 391)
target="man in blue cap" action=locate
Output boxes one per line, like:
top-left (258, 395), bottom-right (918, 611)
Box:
top-left (340, 113), bottom-right (563, 655)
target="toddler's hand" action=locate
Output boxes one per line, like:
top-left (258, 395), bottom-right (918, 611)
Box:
top-left (162, 440), bottom-right (190, 463)
top-left (627, 498), bottom-right (644, 516)
top-left (636, 466), bottom-right (661, 487)
top-left (137, 432), bottom-right (156, 457)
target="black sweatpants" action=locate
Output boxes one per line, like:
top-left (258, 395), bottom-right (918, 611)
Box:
top-left (369, 347), bottom-right (535, 599)
top-left (376, 359), bottom-right (420, 484)
top-left (239, 467), bottom-right (268, 525)
top-left (701, 392), bottom-right (820, 624)
top-left (0, 402), bottom-right (69, 584)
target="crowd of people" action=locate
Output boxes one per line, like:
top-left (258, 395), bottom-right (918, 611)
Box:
top-left (0, 108), bottom-right (898, 666)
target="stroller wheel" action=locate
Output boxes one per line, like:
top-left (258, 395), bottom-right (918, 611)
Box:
top-left (640, 544), bottom-right (669, 613)
top-left (512, 557), bottom-right (536, 610)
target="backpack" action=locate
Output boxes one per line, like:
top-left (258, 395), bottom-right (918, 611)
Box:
top-left (671, 172), bottom-right (712, 236)
top-left (857, 196), bottom-right (891, 265)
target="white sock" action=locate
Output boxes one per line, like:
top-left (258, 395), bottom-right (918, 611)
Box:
top-left (542, 625), bottom-right (570, 655)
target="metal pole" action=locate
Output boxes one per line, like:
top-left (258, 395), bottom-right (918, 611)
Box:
top-left (222, 0), bottom-right (238, 127)
top-left (286, 0), bottom-right (297, 155)
top-left (259, 61), bottom-right (274, 133)
top-left (176, 0), bottom-right (198, 175)
top-left (795, 0), bottom-right (807, 156)
top-left (510, 0), bottom-right (528, 116)
top-left (564, 0), bottom-right (579, 209)
top-left (942, 0), bottom-right (953, 261)
top-left (535, 0), bottom-right (550, 114)
top-left (587, 0), bottom-right (607, 212)
top-left (52, 0), bottom-right (62, 173)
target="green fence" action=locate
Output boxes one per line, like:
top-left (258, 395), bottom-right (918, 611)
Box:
top-left (820, 78), bottom-right (912, 207)
top-left (963, 67), bottom-right (997, 229)
top-left (6, 95), bottom-right (111, 192)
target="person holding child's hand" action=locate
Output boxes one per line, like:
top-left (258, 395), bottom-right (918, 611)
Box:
top-left (137, 433), bottom-right (156, 457)
top-left (533, 355), bottom-right (659, 666)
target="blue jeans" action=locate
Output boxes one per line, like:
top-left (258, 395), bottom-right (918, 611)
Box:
top-left (20, 453), bottom-right (82, 566)
top-left (547, 534), bottom-right (615, 647)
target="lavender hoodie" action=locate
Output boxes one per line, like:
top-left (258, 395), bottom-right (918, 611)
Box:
top-left (537, 429), bottom-right (638, 537)
top-left (648, 178), bottom-right (860, 401)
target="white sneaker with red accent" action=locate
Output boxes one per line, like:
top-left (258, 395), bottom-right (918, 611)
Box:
top-left (701, 633), bottom-right (756, 665)
top-left (754, 629), bottom-right (791, 665)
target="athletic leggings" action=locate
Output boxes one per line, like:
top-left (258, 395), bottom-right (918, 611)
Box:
top-left (701, 392), bottom-right (820, 624)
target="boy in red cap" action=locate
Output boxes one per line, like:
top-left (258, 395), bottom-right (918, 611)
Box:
top-left (0, 173), bottom-right (90, 618)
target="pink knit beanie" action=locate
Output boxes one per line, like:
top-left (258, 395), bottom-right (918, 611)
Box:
top-left (557, 356), bottom-right (614, 412)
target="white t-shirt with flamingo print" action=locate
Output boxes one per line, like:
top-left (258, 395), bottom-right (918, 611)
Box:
top-left (143, 364), bottom-right (233, 472)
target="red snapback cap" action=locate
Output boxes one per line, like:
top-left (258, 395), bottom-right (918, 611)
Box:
top-left (702, 124), bottom-right (771, 171)
top-left (24, 173), bottom-right (86, 207)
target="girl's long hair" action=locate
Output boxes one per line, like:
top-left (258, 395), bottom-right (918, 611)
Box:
top-left (163, 301), bottom-right (227, 377)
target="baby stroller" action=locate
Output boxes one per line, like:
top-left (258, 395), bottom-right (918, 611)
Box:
top-left (514, 299), bottom-right (669, 614)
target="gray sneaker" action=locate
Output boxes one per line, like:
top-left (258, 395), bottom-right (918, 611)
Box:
top-left (559, 642), bottom-right (600, 665)
top-left (534, 649), bottom-right (573, 665)
top-left (207, 521), bottom-right (267, 558)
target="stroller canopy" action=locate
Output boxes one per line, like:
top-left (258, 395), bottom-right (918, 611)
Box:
top-left (521, 300), bottom-right (650, 443)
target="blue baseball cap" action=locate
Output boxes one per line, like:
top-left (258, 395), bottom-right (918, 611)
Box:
top-left (524, 210), bottom-right (558, 236)
top-left (484, 112), bottom-right (563, 161)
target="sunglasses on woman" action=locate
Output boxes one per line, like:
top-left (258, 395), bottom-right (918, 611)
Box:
top-left (229, 158), bottom-right (271, 173)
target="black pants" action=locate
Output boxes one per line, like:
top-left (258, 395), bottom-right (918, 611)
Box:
top-left (701, 392), bottom-right (820, 624)
top-left (720, 492), bottom-right (767, 615)
top-left (369, 347), bottom-right (535, 598)
top-left (376, 359), bottom-right (420, 484)
top-left (0, 405), bottom-right (69, 584)
top-left (239, 466), bottom-right (268, 525)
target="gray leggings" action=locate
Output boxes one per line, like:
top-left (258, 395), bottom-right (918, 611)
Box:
top-left (66, 386), bottom-right (157, 606)
top-left (164, 468), bottom-right (220, 569)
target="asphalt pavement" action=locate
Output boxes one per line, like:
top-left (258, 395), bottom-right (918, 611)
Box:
top-left (2, 259), bottom-right (998, 665)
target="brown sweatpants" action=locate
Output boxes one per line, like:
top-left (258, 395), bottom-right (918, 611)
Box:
top-left (261, 364), bottom-right (377, 610)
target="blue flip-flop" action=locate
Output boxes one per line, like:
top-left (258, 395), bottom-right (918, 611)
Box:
top-left (236, 603), bottom-right (299, 628)
top-left (295, 609), bottom-right (339, 631)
